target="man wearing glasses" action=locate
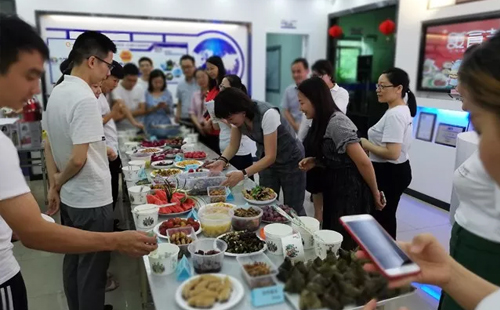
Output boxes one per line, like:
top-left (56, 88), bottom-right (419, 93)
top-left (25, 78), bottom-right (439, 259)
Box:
top-left (44, 31), bottom-right (118, 310)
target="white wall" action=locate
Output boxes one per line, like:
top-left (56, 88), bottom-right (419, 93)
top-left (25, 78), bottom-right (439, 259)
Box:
top-left (328, 0), bottom-right (389, 13)
top-left (395, 0), bottom-right (500, 203)
top-left (16, 0), bottom-right (333, 102)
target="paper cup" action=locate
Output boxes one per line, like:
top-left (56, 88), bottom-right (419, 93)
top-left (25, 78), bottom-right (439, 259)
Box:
top-left (181, 143), bottom-right (196, 152)
top-left (128, 185), bottom-right (151, 205)
top-left (128, 160), bottom-right (146, 169)
top-left (149, 243), bottom-right (180, 276)
top-left (291, 217), bottom-right (320, 250)
top-left (124, 141), bottom-right (140, 152)
top-left (187, 133), bottom-right (199, 144)
top-left (122, 166), bottom-right (141, 181)
top-left (132, 204), bottom-right (159, 230)
top-left (264, 224), bottom-right (293, 255)
top-left (314, 230), bottom-right (343, 260)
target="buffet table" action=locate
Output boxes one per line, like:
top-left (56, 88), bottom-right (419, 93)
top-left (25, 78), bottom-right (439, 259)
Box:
top-left (119, 138), bottom-right (417, 310)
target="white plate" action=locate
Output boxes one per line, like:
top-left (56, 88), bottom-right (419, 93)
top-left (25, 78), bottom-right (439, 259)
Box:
top-left (174, 160), bottom-right (204, 169)
top-left (151, 160), bottom-right (174, 169)
top-left (242, 195), bottom-right (277, 205)
top-left (175, 274), bottom-right (244, 310)
top-left (216, 232), bottom-right (267, 257)
top-left (41, 213), bottom-right (55, 223)
top-left (153, 220), bottom-right (202, 238)
top-left (150, 169), bottom-right (182, 179)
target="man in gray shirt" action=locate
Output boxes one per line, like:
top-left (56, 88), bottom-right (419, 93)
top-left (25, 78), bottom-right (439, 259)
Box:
top-left (282, 58), bottom-right (309, 132)
top-left (176, 54), bottom-right (199, 125)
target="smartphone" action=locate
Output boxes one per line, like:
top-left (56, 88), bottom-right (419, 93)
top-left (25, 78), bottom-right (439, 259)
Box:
top-left (340, 214), bottom-right (420, 279)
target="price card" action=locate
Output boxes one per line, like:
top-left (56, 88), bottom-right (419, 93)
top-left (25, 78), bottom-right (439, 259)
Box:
top-left (176, 256), bottom-right (192, 282)
top-left (250, 284), bottom-right (284, 307)
top-left (186, 208), bottom-right (199, 221)
top-left (184, 164), bottom-right (199, 171)
top-left (174, 154), bottom-right (184, 162)
top-left (138, 167), bottom-right (147, 180)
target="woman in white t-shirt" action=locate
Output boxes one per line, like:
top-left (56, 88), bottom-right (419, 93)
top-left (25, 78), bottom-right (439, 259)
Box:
top-left (361, 68), bottom-right (417, 239)
top-left (208, 88), bottom-right (306, 215)
top-left (217, 75), bottom-right (255, 174)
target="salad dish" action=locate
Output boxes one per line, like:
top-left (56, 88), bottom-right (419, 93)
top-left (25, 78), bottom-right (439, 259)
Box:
top-left (150, 168), bottom-right (182, 178)
top-left (217, 231), bottom-right (267, 257)
top-left (242, 186), bottom-right (277, 205)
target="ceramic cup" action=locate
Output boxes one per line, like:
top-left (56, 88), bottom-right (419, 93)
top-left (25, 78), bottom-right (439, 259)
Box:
top-left (124, 141), bottom-right (140, 152)
top-left (132, 204), bottom-right (159, 230)
top-left (128, 185), bottom-right (151, 205)
top-left (187, 133), bottom-right (199, 144)
top-left (264, 223), bottom-right (293, 256)
top-left (314, 230), bottom-right (343, 260)
top-left (181, 143), bottom-right (196, 152)
top-left (148, 243), bottom-right (180, 276)
top-left (291, 216), bottom-right (320, 250)
top-left (122, 166), bottom-right (141, 181)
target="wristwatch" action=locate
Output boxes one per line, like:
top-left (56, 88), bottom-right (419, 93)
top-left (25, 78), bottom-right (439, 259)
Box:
top-left (241, 169), bottom-right (249, 180)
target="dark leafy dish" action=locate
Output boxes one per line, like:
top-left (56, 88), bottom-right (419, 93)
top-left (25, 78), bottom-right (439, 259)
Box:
top-left (219, 231), bottom-right (265, 254)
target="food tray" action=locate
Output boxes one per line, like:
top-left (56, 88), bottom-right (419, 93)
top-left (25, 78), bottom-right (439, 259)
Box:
top-left (285, 287), bottom-right (417, 310)
top-left (172, 171), bottom-right (226, 196)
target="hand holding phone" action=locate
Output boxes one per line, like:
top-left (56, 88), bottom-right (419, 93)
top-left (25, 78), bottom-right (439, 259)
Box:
top-left (340, 215), bottom-right (421, 279)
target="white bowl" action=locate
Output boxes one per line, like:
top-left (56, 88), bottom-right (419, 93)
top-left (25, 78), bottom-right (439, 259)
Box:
top-left (128, 185), bottom-right (150, 205)
top-left (291, 217), bottom-right (320, 250)
top-left (128, 160), bottom-right (146, 169)
top-left (264, 223), bottom-right (293, 256)
top-left (148, 243), bottom-right (180, 276)
top-left (132, 204), bottom-right (159, 230)
top-left (314, 230), bottom-right (343, 260)
top-left (122, 166), bottom-right (141, 181)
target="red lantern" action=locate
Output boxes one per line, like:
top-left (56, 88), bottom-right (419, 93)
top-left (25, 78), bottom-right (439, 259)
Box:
top-left (328, 25), bottom-right (343, 38)
top-left (379, 19), bottom-right (396, 36)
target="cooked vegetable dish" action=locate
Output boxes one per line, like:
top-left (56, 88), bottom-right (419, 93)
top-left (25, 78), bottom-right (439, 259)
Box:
top-left (243, 186), bottom-right (276, 201)
top-left (219, 231), bottom-right (265, 254)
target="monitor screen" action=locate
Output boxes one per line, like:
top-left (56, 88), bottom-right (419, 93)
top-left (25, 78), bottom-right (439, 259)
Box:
top-left (418, 16), bottom-right (500, 92)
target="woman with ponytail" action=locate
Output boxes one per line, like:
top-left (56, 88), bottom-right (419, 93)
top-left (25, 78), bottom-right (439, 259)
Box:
top-left (361, 67), bottom-right (416, 239)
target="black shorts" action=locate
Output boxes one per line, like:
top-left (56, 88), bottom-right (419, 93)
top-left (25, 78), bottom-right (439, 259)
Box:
top-left (0, 272), bottom-right (28, 310)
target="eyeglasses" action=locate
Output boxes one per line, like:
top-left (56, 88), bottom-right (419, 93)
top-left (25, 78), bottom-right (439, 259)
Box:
top-left (376, 84), bottom-right (395, 90)
top-left (90, 55), bottom-right (114, 71)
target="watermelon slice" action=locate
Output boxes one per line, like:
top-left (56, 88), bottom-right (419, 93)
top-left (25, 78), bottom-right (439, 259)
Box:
top-left (155, 190), bottom-right (167, 201)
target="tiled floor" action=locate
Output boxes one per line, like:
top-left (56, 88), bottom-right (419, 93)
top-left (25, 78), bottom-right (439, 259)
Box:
top-left (15, 179), bottom-right (449, 310)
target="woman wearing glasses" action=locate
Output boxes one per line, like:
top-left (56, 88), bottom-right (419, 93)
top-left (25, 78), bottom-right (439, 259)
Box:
top-left (360, 68), bottom-right (417, 239)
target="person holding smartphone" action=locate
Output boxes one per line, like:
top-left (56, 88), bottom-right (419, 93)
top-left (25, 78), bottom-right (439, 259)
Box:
top-left (361, 68), bottom-right (416, 239)
top-left (298, 78), bottom-right (384, 249)
top-left (362, 32), bottom-right (500, 310)
top-left (144, 69), bottom-right (174, 133)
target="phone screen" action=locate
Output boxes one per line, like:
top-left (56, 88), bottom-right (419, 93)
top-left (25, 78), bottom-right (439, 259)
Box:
top-left (344, 218), bottom-right (413, 270)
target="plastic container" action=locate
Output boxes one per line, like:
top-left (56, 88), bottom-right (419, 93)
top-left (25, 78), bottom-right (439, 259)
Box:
top-left (128, 185), bottom-right (150, 205)
top-left (129, 152), bottom-right (152, 162)
top-left (264, 223), bottom-right (294, 255)
top-left (198, 205), bottom-right (234, 237)
top-left (188, 238), bottom-right (227, 274)
top-left (207, 186), bottom-right (227, 203)
top-left (231, 207), bottom-right (263, 232)
top-left (148, 243), bottom-right (180, 276)
top-left (122, 166), bottom-right (141, 181)
top-left (291, 216), bottom-right (320, 250)
top-left (236, 253), bottom-right (278, 289)
top-left (167, 226), bottom-right (197, 259)
top-left (174, 171), bottom-right (226, 195)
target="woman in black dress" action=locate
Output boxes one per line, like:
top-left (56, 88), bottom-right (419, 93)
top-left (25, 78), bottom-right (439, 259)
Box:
top-left (298, 77), bottom-right (384, 250)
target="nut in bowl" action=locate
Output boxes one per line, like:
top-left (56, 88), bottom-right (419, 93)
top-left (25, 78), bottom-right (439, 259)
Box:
top-left (167, 226), bottom-right (197, 259)
top-left (231, 207), bottom-right (263, 232)
top-left (138, 147), bottom-right (163, 154)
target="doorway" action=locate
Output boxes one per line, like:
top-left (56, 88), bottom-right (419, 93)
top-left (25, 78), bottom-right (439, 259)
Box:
top-left (265, 33), bottom-right (308, 106)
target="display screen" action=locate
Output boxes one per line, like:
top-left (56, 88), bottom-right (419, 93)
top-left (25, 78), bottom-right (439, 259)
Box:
top-left (345, 219), bottom-right (412, 270)
top-left (418, 16), bottom-right (500, 92)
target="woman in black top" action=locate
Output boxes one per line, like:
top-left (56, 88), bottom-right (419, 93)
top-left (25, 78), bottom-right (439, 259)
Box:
top-left (298, 77), bottom-right (384, 250)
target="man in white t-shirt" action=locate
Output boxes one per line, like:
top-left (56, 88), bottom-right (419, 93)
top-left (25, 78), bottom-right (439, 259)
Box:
top-left (137, 57), bottom-right (153, 90)
top-left (282, 58), bottom-right (309, 133)
top-left (112, 63), bottom-right (147, 131)
top-left (0, 17), bottom-right (157, 310)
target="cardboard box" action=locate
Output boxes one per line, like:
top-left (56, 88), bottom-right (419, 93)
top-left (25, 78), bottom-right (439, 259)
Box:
top-left (19, 121), bottom-right (42, 149)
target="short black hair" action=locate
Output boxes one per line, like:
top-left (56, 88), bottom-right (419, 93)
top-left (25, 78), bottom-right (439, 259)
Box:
top-left (180, 55), bottom-right (195, 65)
top-left (223, 74), bottom-right (247, 95)
top-left (0, 14), bottom-right (49, 74)
top-left (138, 57), bottom-right (153, 66)
top-left (214, 87), bottom-right (255, 120)
top-left (123, 63), bottom-right (140, 76)
top-left (110, 61), bottom-right (124, 79)
top-left (292, 58), bottom-right (309, 70)
top-left (148, 69), bottom-right (166, 92)
top-left (69, 31), bottom-right (116, 66)
top-left (312, 59), bottom-right (335, 83)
